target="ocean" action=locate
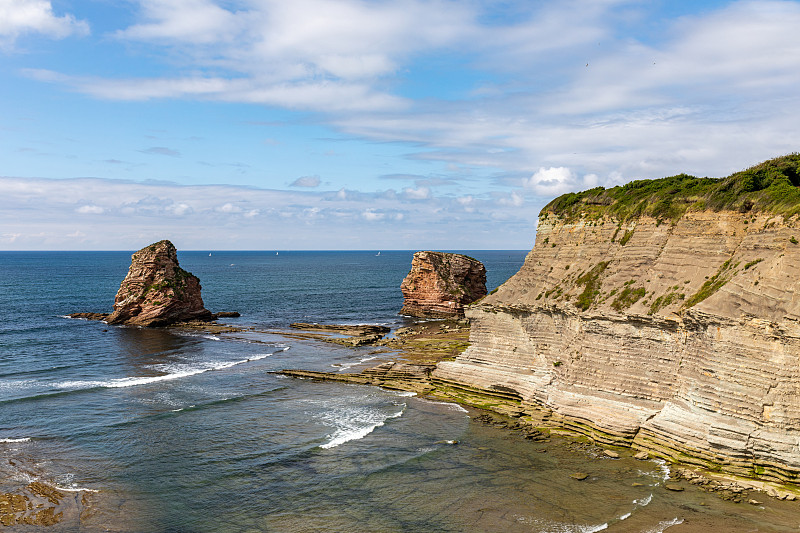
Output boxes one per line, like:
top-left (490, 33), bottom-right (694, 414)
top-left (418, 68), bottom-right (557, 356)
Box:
top-left (1, 250), bottom-right (798, 532)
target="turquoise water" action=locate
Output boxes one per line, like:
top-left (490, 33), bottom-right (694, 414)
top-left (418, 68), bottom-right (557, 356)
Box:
top-left (1, 251), bottom-right (798, 532)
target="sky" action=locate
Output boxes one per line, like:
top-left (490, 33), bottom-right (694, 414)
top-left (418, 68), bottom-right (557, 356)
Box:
top-left (1, 0), bottom-right (799, 250)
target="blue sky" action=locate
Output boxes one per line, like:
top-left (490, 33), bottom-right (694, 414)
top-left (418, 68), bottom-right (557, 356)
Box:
top-left (1, 0), bottom-right (799, 250)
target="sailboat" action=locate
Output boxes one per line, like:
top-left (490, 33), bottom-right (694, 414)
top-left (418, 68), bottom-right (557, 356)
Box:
top-left (376, 251), bottom-right (381, 256)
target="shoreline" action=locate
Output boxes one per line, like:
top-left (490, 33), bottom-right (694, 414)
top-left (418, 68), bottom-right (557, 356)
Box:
top-left (273, 319), bottom-right (800, 508)
top-left (8, 314), bottom-right (800, 530)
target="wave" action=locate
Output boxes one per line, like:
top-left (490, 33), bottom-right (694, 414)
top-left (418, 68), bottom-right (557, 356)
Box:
top-left (417, 397), bottom-right (469, 413)
top-left (59, 351), bottom-right (278, 390)
top-left (0, 437), bottom-right (31, 443)
top-left (530, 521), bottom-right (608, 532)
top-left (616, 493), bottom-right (652, 523)
top-left (336, 355), bottom-right (378, 372)
top-left (1, 348), bottom-right (285, 406)
top-left (57, 486), bottom-right (100, 493)
top-left (653, 459), bottom-right (671, 482)
top-left (644, 518), bottom-right (683, 533)
top-left (320, 405), bottom-right (405, 450)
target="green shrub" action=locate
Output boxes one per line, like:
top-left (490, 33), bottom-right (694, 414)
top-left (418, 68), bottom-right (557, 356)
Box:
top-left (611, 286), bottom-right (646, 312)
top-left (540, 154), bottom-right (800, 223)
top-left (574, 262), bottom-right (608, 311)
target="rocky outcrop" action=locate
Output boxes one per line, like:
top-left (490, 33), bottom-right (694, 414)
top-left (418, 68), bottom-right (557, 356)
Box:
top-left (433, 156), bottom-right (800, 485)
top-left (290, 323), bottom-right (390, 336)
top-left (400, 251), bottom-right (487, 318)
top-left (106, 240), bottom-right (213, 327)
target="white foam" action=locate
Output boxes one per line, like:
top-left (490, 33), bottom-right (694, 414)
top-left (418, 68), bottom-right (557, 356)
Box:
top-left (419, 398), bottom-right (469, 412)
top-left (337, 355), bottom-right (378, 372)
top-left (57, 486), bottom-right (100, 493)
top-left (643, 518), bottom-right (683, 533)
top-left (619, 512), bottom-right (631, 520)
top-left (653, 459), bottom-right (671, 482)
top-left (393, 391), bottom-right (417, 397)
top-left (527, 519), bottom-right (608, 532)
top-left (320, 406), bottom-right (405, 449)
top-left (634, 493), bottom-right (653, 507)
top-left (0, 437), bottom-right (30, 443)
top-left (57, 351), bottom-right (277, 390)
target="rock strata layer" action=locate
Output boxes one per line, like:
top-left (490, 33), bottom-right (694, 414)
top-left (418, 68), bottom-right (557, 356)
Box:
top-left (433, 209), bottom-right (800, 485)
top-left (106, 240), bottom-right (213, 327)
top-left (400, 251), bottom-right (487, 318)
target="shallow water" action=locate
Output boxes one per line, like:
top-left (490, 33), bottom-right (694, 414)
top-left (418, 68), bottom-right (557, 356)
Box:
top-left (1, 251), bottom-right (799, 532)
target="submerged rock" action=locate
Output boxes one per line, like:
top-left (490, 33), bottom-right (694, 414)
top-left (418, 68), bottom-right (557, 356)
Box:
top-left (400, 251), bottom-right (487, 318)
top-left (106, 240), bottom-right (213, 327)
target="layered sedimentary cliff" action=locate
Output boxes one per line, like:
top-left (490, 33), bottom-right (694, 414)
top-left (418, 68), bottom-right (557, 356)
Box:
top-left (434, 155), bottom-right (800, 484)
top-left (106, 240), bottom-right (213, 327)
top-left (400, 251), bottom-right (487, 318)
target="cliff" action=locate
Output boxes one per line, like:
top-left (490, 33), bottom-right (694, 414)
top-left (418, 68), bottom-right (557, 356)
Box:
top-left (400, 251), bottom-right (487, 318)
top-left (106, 240), bottom-right (213, 327)
top-left (433, 154), bottom-right (800, 484)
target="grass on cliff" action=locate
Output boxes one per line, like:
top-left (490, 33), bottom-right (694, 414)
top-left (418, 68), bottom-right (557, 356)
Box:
top-left (542, 154), bottom-right (800, 222)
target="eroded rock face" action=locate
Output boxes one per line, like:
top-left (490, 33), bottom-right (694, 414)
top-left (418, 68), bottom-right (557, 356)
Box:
top-left (106, 240), bottom-right (213, 327)
top-left (400, 251), bottom-right (487, 318)
top-left (433, 211), bottom-right (800, 484)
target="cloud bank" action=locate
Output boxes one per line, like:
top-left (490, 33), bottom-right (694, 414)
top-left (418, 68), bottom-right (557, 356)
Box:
top-left (0, 176), bottom-right (538, 250)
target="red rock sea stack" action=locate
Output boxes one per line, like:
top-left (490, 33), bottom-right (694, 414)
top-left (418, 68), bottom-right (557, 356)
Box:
top-left (106, 240), bottom-right (213, 327)
top-left (400, 251), bottom-right (487, 318)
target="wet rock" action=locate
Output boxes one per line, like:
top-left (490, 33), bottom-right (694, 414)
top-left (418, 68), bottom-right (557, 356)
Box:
top-left (290, 323), bottom-right (390, 336)
top-left (665, 484), bottom-right (684, 492)
top-left (67, 312), bottom-right (109, 321)
top-left (571, 472), bottom-right (589, 481)
top-left (603, 450), bottom-right (620, 459)
top-left (634, 451), bottom-right (649, 460)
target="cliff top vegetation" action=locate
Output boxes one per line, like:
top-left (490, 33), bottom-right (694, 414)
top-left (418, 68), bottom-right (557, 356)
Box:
top-left (542, 154), bottom-right (800, 222)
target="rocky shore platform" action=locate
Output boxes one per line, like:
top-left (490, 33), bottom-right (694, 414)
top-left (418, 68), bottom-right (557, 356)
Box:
top-left (277, 319), bottom-right (800, 506)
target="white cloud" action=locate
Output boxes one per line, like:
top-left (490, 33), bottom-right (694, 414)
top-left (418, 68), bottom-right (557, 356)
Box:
top-left (290, 175), bottom-right (321, 188)
top-left (21, 0), bottom-right (470, 112)
top-left (498, 191), bottom-right (524, 207)
top-left (523, 167), bottom-right (577, 197)
top-left (362, 209), bottom-right (385, 221)
top-left (76, 204), bottom-right (105, 214)
top-left (0, 176), bottom-right (539, 250)
top-left (168, 203), bottom-right (192, 216)
top-left (11, 0), bottom-right (800, 211)
top-left (116, 0), bottom-right (240, 44)
top-left (216, 202), bottom-right (242, 213)
top-left (402, 186), bottom-right (430, 200)
top-left (0, 0), bottom-right (89, 47)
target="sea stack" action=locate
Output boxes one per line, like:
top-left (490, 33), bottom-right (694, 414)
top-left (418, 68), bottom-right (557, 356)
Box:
top-left (106, 240), bottom-right (213, 327)
top-left (400, 251), bottom-right (487, 318)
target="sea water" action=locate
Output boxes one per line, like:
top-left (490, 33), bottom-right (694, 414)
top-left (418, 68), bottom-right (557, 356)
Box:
top-left (1, 251), bottom-right (799, 532)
